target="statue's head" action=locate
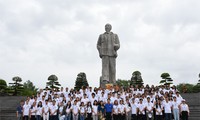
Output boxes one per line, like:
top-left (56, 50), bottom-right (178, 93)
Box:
top-left (105, 23), bottom-right (112, 33)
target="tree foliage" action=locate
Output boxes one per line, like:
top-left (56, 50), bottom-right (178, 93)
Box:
top-left (21, 80), bottom-right (38, 96)
top-left (74, 72), bottom-right (89, 90)
top-left (46, 75), bottom-right (61, 90)
top-left (116, 79), bottom-right (130, 89)
top-left (0, 79), bottom-right (7, 95)
top-left (9, 76), bottom-right (24, 96)
top-left (159, 73), bottom-right (173, 85)
top-left (177, 83), bottom-right (200, 93)
top-left (130, 71), bottom-right (143, 87)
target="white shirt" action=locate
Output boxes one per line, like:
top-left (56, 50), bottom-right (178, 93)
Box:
top-left (87, 106), bottom-right (92, 113)
top-left (72, 105), bottom-right (79, 114)
top-left (180, 104), bottom-right (189, 112)
top-left (79, 106), bottom-right (85, 114)
top-left (23, 104), bottom-right (31, 116)
top-left (172, 101), bottom-right (180, 110)
top-left (146, 102), bottom-right (153, 112)
top-left (113, 105), bottom-right (119, 114)
top-left (81, 98), bottom-right (89, 105)
top-left (30, 106), bottom-right (37, 116)
top-left (50, 105), bottom-right (58, 115)
top-left (118, 104), bottom-right (125, 114)
top-left (163, 101), bottom-right (172, 113)
top-left (131, 103), bottom-right (138, 114)
top-left (155, 105), bottom-right (163, 115)
top-left (36, 106), bottom-right (43, 115)
top-left (138, 103), bottom-right (145, 115)
top-left (92, 105), bottom-right (98, 115)
top-left (65, 106), bottom-right (71, 114)
top-left (43, 104), bottom-right (49, 113)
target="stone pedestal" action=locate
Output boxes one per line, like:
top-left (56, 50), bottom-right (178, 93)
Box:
top-left (99, 77), bottom-right (114, 89)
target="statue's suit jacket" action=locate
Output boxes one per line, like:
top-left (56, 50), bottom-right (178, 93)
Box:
top-left (97, 32), bottom-right (120, 58)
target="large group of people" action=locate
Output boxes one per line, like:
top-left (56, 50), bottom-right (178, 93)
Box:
top-left (16, 84), bottom-right (190, 120)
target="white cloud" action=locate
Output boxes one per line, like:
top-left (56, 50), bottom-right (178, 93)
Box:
top-left (0, 0), bottom-right (200, 89)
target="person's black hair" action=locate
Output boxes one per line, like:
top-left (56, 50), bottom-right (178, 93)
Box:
top-left (37, 101), bottom-right (43, 107)
top-left (66, 101), bottom-right (71, 108)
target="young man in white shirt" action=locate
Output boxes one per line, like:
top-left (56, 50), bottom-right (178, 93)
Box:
top-left (163, 97), bottom-right (172, 120)
top-left (137, 98), bottom-right (146, 120)
top-left (43, 100), bottom-right (49, 120)
top-left (131, 98), bottom-right (138, 120)
top-left (49, 100), bottom-right (58, 120)
top-left (23, 100), bottom-right (31, 120)
top-left (146, 96), bottom-right (154, 120)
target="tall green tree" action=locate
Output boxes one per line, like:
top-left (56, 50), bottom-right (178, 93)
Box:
top-left (130, 71), bottom-right (143, 87)
top-left (22, 80), bottom-right (38, 96)
top-left (46, 75), bottom-right (61, 90)
top-left (9, 76), bottom-right (24, 96)
top-left (0, 79), bottom-right (7, 95)
top-left (159, 73), bottom-right (173, 85)
top-left (74, 72), bottom-right (89, 90)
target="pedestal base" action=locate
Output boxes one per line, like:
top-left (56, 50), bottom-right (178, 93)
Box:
top-left (99, 77), bottom-right (114, 89)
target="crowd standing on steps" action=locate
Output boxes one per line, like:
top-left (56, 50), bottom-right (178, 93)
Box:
top-left (16, 84), bottom-right (190, 120)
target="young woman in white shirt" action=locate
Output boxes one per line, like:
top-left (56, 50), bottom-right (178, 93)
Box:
top-left (72, 100), bottom-right (79, 120)
top-left (58, 102), bottom-right (65, 120)
top-left (92, 100), bottom-right (98, 120)
top-left (42, 100), bottom-right (49, 120)
top-left (118, 99), bottom-right (126, 120)
top-left (125, 99), bottom-right (131, 120)
top-left (112, 100), bottom-right (119, 120)
top-left (79, 102), bottom-right (86, 120)
top-left (154, 98), bottom-right (163, 120)
top-left (64, 101), bottom-right (72, 120)
top-left (180, 99), bottom-right (189, 120)
top-left (36, 101), bottom-right (43, 120)
top-left (172, 96), bottom-right (180, 120)
top-left (86, 101), bottom-right (93, 120)
top-left (29, 101), bottom-right (37, 120)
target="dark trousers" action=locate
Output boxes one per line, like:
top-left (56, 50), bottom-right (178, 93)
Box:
top-left (30, 115), bottom-right (36, 120)
top-left (131, 114), bottom-right (137, 120)
top-left (106, 112), bottom-right (112, 120)
top-left (155, 115), bottom-right (163, 120)
top-left (165, 113), bottom-right (172, 120)
top-left (181, 111), bottom-right (188, 120)
top-left (113, 114), bottom-right (119, 120)
top-left (138, 114), bottom-right (146, 120)
top-left (119, 114), bottom-right (125, 120)
top-left (50, 115), bottom-right (58, 120)
top-left (87, 113), bottom-right (92, 120)
top-left (24, 116), bottom-right (29, 120)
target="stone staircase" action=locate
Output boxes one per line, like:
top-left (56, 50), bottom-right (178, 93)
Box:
top-left (181, 93), bottom-right (200, 120)
top-left (0, 96), bottom-right (25, 120)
